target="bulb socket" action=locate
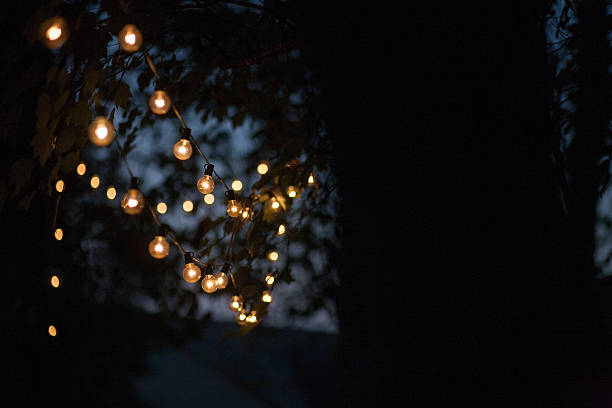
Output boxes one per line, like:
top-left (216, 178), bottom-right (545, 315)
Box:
top-left (221, 262), bottom-right (231, 274)
top-left (181, 127), bottom-right (191, 140)
top-left (158, 223), bottom-right (170, 236)
top-left (204, 163), bottom-right (214, 176)
top-left (129, 177), bottom-right (140, 190)
top-left (204, 264), bottom-right (214, 274)
top-left (184, 252), bottom-right (193, 265)
top-left (226, 190), bottom-right (236, 201)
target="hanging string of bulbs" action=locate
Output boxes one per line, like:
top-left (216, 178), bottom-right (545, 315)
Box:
top-left (39, 12), bottom-right (317, 331)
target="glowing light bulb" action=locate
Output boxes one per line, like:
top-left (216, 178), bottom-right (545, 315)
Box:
top-left (76, 162), bottom-right (86, 176)
top-left (227, 200), bottom-right (242, 218)
top-left (90, 175), bottom-right (100, 189)
top-left (229, 295), bottom-right (243, 312)
top-left (231, 180), bottom-right (242, 191)
top-left (201, 274), bottom-right (217, 293)
top-left (265, 274), bottom-right (275, 286)
top-left (50, 275), bottom-right (60, 288)
top-left (308, 173), bottom-right (315, 185)
top-left (149, 90), bottom-right (171, 115)
top-left (88, 117), bottom-right (115, 146)
top-left (237, 310), bottom-right (248, 325)
top-left (262, 290), bottom-right (272, 303)
top-left (204, 194), bottom-right (215, 205)
top-left (48, 325), bottom-right (57, 337)
top-left (173, 139), bottom-right (192, 160)
top-left (40, 17), bottom-right (68, 49)
top-left (47, 26), bottom-right (62, 41)
top-left (257, 162), bottom-right (269, 175)
top-left (157, 202), bottom-right (167, 214)
top-left (148, 236), bottom-right (170, 259)
top-left (183, 200), bottom-right (194, 212)
top-left (106, 186), bottom-right (117, 200)
top-left (197, 175), bottom-right (215, 194)
top-left (118, 24), bottom-right (142, 52)
top-left (287, 186), bottom-right (297, 198)
top-left (241, 205), bottom-right (253, 221)
top-left (267, 250), bottom-right (279, 262)
top-left (267, 197), bottom-right (281, 213)
top-left (120, 187), bottom-right (145, 215)
top-left (55, 180), bottom-right (64, 193)
top-left (54, 228), bottom-right (63, 241)
top-left (182, 263), bottom-right (201, 283)
top-left (277, 224), bottom-right (286, 235)
top-left (246, 311), bottom-right (258, 324)
top-left (215, 272), bottom-right (228, 289)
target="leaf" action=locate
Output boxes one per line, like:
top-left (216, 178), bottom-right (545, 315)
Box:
top-left (35, 92), bottom-right (51, 132)
top-left (32, 129), bottom-right (52, 167)
top-left (8, 159), bottom-right (36, 197)
top-left (54, 128), bottom-right (76, 154)
top-left (61, 151), bottom-right (79, 173)
top-left (53, 90), bottom-right (71, 113)
top-left (114, 83), bottom-right (132, 110)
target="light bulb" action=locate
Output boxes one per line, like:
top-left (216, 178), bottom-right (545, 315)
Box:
top-left (197, 175), bottom-right (215, 194)
top-left (201, 274), bottom-right (217, 293)
top-left (287, 186), bottom-right (297, 198)
top-left (120, 188), bottom-right (145, 215)
top-left (257, 162), bottom-right (269, 175)
top-left (204, 193), bottom-right (215, 205)
top-left (241, 205), bottom-right (253, 220)
top-left (149, 90), bottom-right (171, 115)
top-left (237, 310), bottom-right (248, 325)
top-left (76, 162), bottom-right (86, 176)
top-left (157, 202), bottom-right (167, 214)
top-left (226, 200), bottom-right (242, 218)
top-left (267, 250), bottom-right (279, 262)
top-left (183, 200), bottom-right (194, 212)
top-left (54, 228), bottom-right (63, 241)
top-left (265, 274), bottom-right (275, 286)
top-left (262, 290), bottom-right (272, 303)
top-left (308, 173), bottom-right (315, 186)
top-left (215, 272), bottom-right (228, 289)
top-left (246, 311), bottom-right (258, 324)
top-left (90, 175), bottom-right (100, 189)
top-left (48, 325), bottom-right (57, 337)
top-left (277, 224), bottom-right (286, 235)
top-left (229, 295), bottom-right (243, 312)
top-left (173, 139), bottom-right (192, 160)
top-left (118, 24), bottom-right (143, 52)
top-left (231, 179), bottom-right (243, 191)
top-left (148, 236), bottom-right (170, 259)
top-left (50, 275), bottom-right (60, 288)
top-left (106, 186), bottom-right (117, 200)
top-left (55, 180), bottom-right (64, 193)
top-left (182, 263), bottom-right (201, 283)
top-left (40, 17), bottom-right (69, 49)
top-left (88, 117), bottom-right (115, 146)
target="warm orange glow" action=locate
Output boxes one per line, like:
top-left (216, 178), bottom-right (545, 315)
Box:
top-left (183, 263), bottom-right (201, 283)
top-left (54, 228), bottom-right (63, 241)
top-left (124, 33), bottom-right (136, 45)
top-left (215, 272), bottom-right (228, 289)
top-left (226, 200), bottom-right (242, 218)
top-left (262, 290), bottom-right (272, 303)
top-left (231, 180), bottom-right (243, 191)
top-left (50, 276), bottom-right (60, 288)
top-left (271, 200), bottom-right (280, 210)
top-left (120, 189), bottom-right (145, 215)
top-left (277, 224), bottom-right (286, 235)
top-left (229, 295), bottom-right (243, 312)
top-left (46, 26), bottom-right (62, 41)
top-left (237, 310), bottom-right (248, 325)
top-left (148, 236), bottom-right (170, 259)
top-left (157, 202), bottom-right (167, 214)
top-left (55, 180), bottom-right (64, 193)
top-left (76, 162), bottom-right (86, 175)
top-left (265, 274), bottom-right (275, 286)
top-left (257, 162), bottom-right (269, 175)
top-left (149, 90), bottom-right (171, 115)
top-left (308, 173), bottom-right (315, 185)
top-left (183, 200), bottom-right (194, 212)
top-left (90, 175), bottom-right (100, 189)
top-left (197, 175), bottom-right (215, 194)
top-left (118, 24), bottom-right (143, 52)
top-left (88, 117), bottom-right (115, 146)
top-left (267, 250), bottom-right (279, 262)
top-left (287, 186), bottom-right (296, 198)
top-left (106, 186), bottom-right (117, 200)
top-left (201, 274), bottom-right (217, 293)
top-left (173, 139), bottom-right (192, 160)
top-left (204, 194), bottom-right (214, 205)
top-left (48, 325), bottom-right (57, 336)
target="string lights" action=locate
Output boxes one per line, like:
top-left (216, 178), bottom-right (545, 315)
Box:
top-left (39, 12), bottom-right (320, 331)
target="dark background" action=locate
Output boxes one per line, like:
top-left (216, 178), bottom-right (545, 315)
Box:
top-left (3, 0), bottom-right (612, 407)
